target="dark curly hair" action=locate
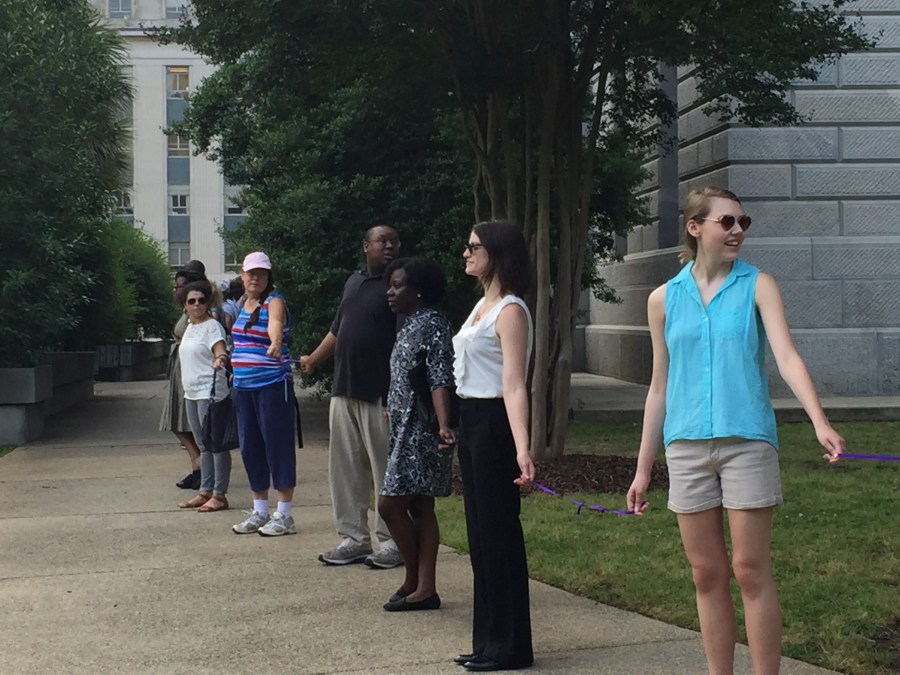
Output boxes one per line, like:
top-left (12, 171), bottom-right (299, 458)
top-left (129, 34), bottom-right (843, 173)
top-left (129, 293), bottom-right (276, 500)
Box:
top-left (383, 257), bottom-right (447, 306)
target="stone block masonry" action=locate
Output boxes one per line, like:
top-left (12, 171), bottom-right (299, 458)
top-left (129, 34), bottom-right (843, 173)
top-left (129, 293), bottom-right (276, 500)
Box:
top-left (585, 6), bottom-right (900, 397)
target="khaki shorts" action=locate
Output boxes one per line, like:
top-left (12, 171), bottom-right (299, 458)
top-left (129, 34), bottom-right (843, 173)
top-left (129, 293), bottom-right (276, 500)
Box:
top-left (665, 437), bottom-right (783, 514)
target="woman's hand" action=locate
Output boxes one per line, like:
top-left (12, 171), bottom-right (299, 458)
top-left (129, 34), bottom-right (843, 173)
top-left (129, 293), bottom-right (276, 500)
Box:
top-left (513, 450), bottom-right (534, 486)
top-left (626, 472), bottom-right (651, 514)
top-left (438, 426), bottom-right (457, 451)
top-left (265, 341), bottom-right (282, 358)
top-left (213, 354), bottom-right (228, 371)
top-left (817, 424), bottom-right (846, 463)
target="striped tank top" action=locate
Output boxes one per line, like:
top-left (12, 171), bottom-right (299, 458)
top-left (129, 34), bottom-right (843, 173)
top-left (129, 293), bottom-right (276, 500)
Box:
top-left (231, 291), bottom-right (292, 390)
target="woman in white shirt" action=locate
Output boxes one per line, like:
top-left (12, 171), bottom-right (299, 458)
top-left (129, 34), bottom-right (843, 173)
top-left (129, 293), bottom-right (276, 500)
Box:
top-left (177, 280), bottom-right (231, 512)
top-left (451, 220), bottom-right (534, 673)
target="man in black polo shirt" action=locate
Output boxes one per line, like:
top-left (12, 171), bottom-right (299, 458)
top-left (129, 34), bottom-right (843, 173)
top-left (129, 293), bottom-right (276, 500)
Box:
top-left (299, 225), bottom-right (402, 568)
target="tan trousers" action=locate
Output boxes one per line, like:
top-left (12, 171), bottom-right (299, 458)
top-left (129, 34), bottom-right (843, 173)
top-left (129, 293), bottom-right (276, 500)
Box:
top-left (328, 396), bottom-right (393, 547)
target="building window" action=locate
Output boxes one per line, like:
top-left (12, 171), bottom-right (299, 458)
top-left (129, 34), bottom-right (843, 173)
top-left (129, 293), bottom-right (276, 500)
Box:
top-left (224, 242), bottom-right (241, 272)
top-left (167, 134), bottom-right (190, 157)
top-left (165, 0), bottom-right (188, 19)
top-left (224, 187), bottom-right (248, 215)
top-left (117, 189), bottom-right (134, 216)
top-left (169, 189), bottom-right (189, 215)
top-left (166, 66), bottom-right (189, 99)
top-left (169, 242), bottom-right (191, 268)
top-left (109, 0), bottom-right (131, 18)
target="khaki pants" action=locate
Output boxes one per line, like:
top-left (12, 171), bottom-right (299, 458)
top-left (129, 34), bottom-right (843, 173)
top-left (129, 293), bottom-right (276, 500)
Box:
top-left (328, 396), bottom-right (393, 547)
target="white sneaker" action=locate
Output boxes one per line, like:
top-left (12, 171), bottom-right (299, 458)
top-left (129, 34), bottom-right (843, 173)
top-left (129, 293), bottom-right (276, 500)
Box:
top-left (258, 511), bottom-right (296, 537)
top-left (364, 545), bottom-right (404, 569)
top-left (232, 511), bottom-right (270, 534)
top-left (318, 540), bottom-right (373, 565)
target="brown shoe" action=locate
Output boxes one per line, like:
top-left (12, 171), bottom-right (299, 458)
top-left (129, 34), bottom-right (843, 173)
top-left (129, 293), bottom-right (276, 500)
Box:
top-left (178, 492), bottom-right (211, 509)
top-left (197, 494), bottom-right (229, 512)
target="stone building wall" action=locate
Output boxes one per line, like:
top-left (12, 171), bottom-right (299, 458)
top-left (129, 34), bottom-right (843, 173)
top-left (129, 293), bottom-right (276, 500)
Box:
top-left (585, 2), bottom-right (900, 395)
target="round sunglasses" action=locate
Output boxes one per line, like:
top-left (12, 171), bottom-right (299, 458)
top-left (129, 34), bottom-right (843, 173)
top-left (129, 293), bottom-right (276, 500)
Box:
top-left (697, 214), bottom-right (752, 231)
top-left (185, 297), bottom-right (208, 306)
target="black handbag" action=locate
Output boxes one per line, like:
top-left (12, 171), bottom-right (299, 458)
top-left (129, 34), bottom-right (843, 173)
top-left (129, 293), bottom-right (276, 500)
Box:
top-left (408, 352), bottom-right (459, 433)
top-left (201, 369), bottom-right (240, 453)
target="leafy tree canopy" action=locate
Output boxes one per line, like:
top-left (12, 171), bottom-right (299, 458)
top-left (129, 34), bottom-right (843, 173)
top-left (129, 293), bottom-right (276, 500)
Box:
top-left (0, 0), bottom-right (150, 366)
top-left (155, 1), bottom-right (478, 375)
top-left (158, 0), bottom-right (868, 451)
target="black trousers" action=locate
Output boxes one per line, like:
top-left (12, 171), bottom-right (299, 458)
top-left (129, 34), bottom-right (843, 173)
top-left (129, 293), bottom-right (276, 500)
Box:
top-left (457, 398), bottom-right (533, 668)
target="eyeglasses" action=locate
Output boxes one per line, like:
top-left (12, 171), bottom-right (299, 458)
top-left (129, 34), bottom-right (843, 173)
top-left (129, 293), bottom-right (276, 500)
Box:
top-left (698, 214), bottom-right (752, 232)
top-left (186, 297), bottom-right (207, 306)
top-left (463, 243), bottom-right (484, 254)
top-left (367, 237), bottom-right (400, 247)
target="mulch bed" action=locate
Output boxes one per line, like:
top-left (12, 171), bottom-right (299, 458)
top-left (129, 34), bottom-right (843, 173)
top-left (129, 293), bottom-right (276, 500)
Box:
top-left (451, 454), bottom-right (668, 496)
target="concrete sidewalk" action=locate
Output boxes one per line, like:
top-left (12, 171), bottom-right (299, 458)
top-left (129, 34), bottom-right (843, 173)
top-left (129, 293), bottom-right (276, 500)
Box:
top-left (0, 379), bottom-right (838, 675)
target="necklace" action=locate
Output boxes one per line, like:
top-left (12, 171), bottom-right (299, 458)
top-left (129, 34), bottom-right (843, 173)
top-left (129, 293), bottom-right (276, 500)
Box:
top-left (473, 294), bottom-right (503, 324)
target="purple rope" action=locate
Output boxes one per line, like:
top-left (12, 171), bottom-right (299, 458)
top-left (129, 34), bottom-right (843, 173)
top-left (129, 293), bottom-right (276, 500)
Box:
top-left (532, 481), bottom-right (638, 516)
top-left (839, 452), bottom-right (900, 462)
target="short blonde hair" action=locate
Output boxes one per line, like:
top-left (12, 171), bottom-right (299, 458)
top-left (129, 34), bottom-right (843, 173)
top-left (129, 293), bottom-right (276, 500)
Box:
top-left (679, 186), bottom-right (742, 264)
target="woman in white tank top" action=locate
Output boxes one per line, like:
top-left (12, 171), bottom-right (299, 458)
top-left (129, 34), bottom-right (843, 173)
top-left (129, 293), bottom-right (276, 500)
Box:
top-left (450, 220), bottom-right (535, 672)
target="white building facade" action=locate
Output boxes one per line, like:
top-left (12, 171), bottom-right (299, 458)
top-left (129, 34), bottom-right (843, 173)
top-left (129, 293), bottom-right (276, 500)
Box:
top-left (585, 2), bottom-right (900, 396)
top-left (91, 0), bottom-right (245, 279)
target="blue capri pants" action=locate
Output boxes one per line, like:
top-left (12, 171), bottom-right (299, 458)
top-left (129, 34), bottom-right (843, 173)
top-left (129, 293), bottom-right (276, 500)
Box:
top-left (233, 378), bottom-right (296, 491)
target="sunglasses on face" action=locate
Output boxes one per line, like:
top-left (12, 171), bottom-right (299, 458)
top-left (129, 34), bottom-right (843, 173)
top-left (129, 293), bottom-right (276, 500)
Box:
top-left (463, 242), bottom-right (484, 254)
top-left (186, 297), bottom-right (207, 306)
top-left (698, 214), bottom-right (752, 231)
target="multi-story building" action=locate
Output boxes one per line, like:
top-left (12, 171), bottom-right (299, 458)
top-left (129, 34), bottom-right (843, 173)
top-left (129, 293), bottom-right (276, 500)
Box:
top-left (584, 3), bottom-right (900, 397)
top-left (90, 0), bottom-right (246, 279)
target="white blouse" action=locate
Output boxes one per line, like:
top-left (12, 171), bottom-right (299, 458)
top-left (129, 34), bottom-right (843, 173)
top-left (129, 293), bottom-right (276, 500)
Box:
top-left (452, 295), bottom-right (533, 399)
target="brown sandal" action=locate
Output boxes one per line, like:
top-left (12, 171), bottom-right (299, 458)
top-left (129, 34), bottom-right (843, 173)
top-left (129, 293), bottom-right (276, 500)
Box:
top-left (197, 494), bottom-right (229, 512)
top-left (179, 493), bottom-right (211, 509)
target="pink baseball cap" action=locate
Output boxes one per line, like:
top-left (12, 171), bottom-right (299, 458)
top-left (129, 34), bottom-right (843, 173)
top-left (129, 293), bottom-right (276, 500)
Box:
top-left (241, 251), bottom-right (272, 271)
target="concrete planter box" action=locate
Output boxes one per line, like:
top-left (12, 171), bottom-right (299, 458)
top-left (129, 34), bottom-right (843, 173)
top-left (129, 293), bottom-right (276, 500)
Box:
top-left (0, 364), bottom-right (54, 405)
top-left (97, 341), bottom-right (168, 382)
top-left (0, 352), bottom-right (97, 446)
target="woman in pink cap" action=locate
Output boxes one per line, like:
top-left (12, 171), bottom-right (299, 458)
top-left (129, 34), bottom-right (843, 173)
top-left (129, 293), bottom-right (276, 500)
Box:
top-left (229, 252), bottom-right (298, 537)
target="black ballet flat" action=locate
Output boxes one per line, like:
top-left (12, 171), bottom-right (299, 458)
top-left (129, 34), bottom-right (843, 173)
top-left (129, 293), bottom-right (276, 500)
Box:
top-left (383, 593), bottom-right (441, 612)
top-left (388, 586), bottom-right (409, 604)
top-left (454, 653), bottom-right (480, 665)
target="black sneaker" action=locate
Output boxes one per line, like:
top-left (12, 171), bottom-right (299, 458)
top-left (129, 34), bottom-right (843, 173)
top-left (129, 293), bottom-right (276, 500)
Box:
top-left (176, 469), bottom-right (201, 490)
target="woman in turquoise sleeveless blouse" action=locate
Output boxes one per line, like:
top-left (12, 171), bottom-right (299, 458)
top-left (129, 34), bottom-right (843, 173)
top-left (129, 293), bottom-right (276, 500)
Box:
top-left (627, 187), bottom-right (845, 675)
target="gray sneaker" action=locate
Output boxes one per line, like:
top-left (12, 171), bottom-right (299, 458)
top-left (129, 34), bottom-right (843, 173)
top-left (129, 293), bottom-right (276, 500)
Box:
top-left (318, 540), bottom-right (373, 565)
top-left (232, 511), bottom-right (270, 534)
top-left (364, 545), bottom-right (405, 569)
top-left (258, 511), bottom-right (296, 537)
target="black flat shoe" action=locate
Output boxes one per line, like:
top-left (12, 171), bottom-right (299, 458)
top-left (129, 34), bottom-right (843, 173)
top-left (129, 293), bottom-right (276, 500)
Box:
top-left (176, 470), bottom-right (201, 490)
top-left (463, 658), bottom-right (503, 672)
top-left (463, 657), bottom-right (532, 672)
top-left (383, 593), bottom-right (441, 612)
top-left (454, 653), bottom-right (480, 666)
top-left (388, 586), bottom-right (409, 604)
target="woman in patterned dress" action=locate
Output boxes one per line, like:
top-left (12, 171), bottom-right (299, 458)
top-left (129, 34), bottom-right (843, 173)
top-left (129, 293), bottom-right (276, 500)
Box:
top-left (379, 257), bottom-right (457, 612)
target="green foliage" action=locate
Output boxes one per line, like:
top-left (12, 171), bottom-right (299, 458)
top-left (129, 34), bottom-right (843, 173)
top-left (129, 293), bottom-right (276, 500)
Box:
top-left (154, 2), bottom-right (477, 370)
top-left (0, 0), bottom-right (132, 366)
top-left (62, 220), bottom-right (177, 348)
top-left (437, 420), bottom-right (900, 674)
top-left (120, 225), bottom-right (179, 339)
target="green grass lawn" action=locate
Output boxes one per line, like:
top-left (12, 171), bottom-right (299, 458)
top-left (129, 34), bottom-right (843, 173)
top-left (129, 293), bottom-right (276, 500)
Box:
top-left (435, 420), bottom-right (900, 675)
